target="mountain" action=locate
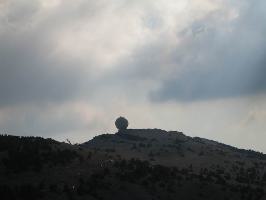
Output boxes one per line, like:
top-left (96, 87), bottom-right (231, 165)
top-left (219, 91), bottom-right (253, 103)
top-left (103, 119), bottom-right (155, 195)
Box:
top-left (84, 129), bottom-right (266, 168)
top-left (0, 129), bottom-right (266, 200)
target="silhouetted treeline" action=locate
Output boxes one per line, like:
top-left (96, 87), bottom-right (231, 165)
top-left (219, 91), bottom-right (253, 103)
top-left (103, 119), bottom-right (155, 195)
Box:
top-left (193, 137), bottom-right (266, 160)
top-left (0, 135), bottom-right (78, 173)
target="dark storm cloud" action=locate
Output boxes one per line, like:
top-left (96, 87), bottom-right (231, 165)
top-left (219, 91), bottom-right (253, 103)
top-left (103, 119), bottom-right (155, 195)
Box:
top-left (151, 61), bottom-right (266, 102)
top-left (149, 1), bottom-right (266, 102)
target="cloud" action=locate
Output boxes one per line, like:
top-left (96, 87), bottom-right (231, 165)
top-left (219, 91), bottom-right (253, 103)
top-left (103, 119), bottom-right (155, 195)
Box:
top-left (2, 0), bottom-right (253, 107)
top-left (0, 0), bottom-right (157, 107)
top-left (0, 0), bottom-right (93, 107)
top-left (149, 0), bottom-right (266, 102)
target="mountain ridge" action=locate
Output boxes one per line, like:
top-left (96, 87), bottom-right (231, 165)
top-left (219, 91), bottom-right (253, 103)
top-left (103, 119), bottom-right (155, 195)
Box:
top-left (0, 129), bottom-right (266, 200)
top-left (84, 129), bottom-right (266, 167)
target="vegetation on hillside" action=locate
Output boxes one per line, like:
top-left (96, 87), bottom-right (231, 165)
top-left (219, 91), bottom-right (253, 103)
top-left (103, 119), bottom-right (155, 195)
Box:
top-left (0, 132), bottom-right (266, 200)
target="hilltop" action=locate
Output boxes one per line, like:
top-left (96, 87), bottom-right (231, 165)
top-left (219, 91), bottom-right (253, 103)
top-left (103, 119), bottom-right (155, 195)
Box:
top-left (0, 129), bottom-right (266, 200)
top-left (84, 129), bottom-right (266, 169)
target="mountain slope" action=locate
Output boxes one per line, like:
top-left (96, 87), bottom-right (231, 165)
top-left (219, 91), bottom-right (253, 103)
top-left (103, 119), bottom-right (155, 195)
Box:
top-left (84, 129), bottom-right (266, 170)
top-left (0, 129), bottom-right (266, 200)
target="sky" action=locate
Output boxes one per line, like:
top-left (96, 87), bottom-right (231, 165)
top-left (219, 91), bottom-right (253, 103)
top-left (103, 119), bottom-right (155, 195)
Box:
top-left (0, 0), bottom-right (266, 152)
